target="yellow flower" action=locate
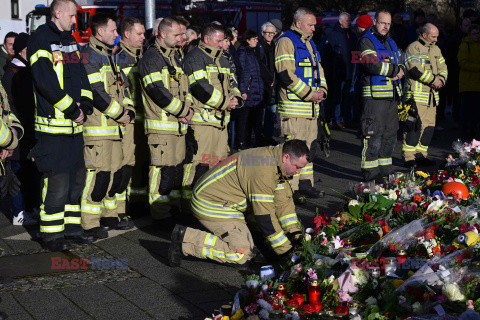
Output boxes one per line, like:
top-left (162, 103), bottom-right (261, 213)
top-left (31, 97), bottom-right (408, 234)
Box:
top-left (221, 317), bottom-right (229, 320)
top-left (416, 171), bottom-right (428, 178)
top-left (393, 279), bottom-right (404, 289)
top-left (408, 271), bottom-right (415, 277)
top-left (474, 165), bottom-right (480, 173)
top-left (231, 309), bottom-right (245, 320)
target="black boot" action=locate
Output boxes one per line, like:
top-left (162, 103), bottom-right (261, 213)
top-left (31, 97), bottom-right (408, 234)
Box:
top-left (168, 224), bottom-right (186, 267)
top-left (298, 180), bottom-right (323, 198)
top-left (403, 160), bottom-right (416, 168)
top-left (416, 157), bottom-right (436, 167)
top-left (84, 227), bottom-right (108, 239)
top-left (116, 214), bottom-right (134, 230)
top-left (65, 233), bottom-right (97, 244)
top-left (292, 191), bottom-right (306, 205)
top-left (42, 238), bottom-right (71, 252)
top-left (100, 217), bottom-right (119, 231)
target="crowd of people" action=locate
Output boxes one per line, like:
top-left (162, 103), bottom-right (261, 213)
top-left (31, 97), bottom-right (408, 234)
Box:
top-left (0, 0), bottom-right (479, 267)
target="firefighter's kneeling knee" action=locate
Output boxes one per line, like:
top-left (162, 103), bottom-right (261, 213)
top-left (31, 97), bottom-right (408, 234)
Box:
top-left (158, 166), bottom-right (176, 195)
top-left (91, 171), bottom-right (111, 202)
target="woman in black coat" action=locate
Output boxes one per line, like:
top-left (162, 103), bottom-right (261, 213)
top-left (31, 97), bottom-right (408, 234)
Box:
top-left (234, 30), bottom-right (265, 149)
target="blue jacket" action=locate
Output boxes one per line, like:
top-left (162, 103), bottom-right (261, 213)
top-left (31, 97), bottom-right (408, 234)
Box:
top-left (324, 23), bottom-right (357, 82)
top-left (238, 45), bottom-right (264, 107)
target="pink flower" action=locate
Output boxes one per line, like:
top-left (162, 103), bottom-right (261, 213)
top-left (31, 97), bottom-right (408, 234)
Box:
top-left (472, 139), bottom-right (480, 148)
top-left (337, 290), bottom-right (353, 302)
top-left (307, 268), bottom-right (318, 279)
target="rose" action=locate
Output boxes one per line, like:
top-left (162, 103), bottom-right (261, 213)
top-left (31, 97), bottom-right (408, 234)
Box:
top-left (244, 302), bottom-right (259, 315)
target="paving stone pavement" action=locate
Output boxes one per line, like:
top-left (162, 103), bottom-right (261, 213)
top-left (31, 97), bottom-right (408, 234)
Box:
top-left (0, 122), bottom-right (459, 319)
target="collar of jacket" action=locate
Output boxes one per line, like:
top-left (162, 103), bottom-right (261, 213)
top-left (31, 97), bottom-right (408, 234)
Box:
top-left (290, 25), bottom-right (313, 42)
top-left (154, 38), bottom-right (176, 58)
top-left (275, 144), bottom-right (288, 179)
top-left (372, 27), bottom-right (391, 43)
top-left (418, 35), bottom-right (435, 47)
top-left (119, 39), bottom-right (142, 58)
top-left (12, 55), bottom-right (27, 67)
top-left (199, 41), bottom-right (223, 59)
top-left (47, 20), bottom-right (62, 35)
top-left (89, 36), bottom-right (115, 55)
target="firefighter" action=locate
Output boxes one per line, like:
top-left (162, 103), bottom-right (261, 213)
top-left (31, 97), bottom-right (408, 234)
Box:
top-left (168, 139), bottom-right (308, 267)
top-left (138, 17), bottom-right (194, 222)
top-left (275, 7), bottom-right (327, 204)
top-left (117, 17), bottom-right (148, 215)
top-left (82, 13), bottom-right (134, 238)
top-left (27, 0), bottom-right (96, 251)
top-left (181, 23), bottom-right (243, 206)
top-left (403, 23), bottom-right (447, 168)
top-left (358, 10), bottom-right (405, 182)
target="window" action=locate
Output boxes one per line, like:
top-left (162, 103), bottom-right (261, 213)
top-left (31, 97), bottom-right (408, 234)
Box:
top-left (11, 0), bottom-right (19, 19)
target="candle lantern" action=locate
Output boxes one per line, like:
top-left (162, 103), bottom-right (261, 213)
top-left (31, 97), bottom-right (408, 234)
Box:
top-left (308, 279), bottom-right (321, 302)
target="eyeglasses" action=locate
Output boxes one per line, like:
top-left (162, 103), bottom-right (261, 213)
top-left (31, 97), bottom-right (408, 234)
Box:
top-left (262, 31), bottom-right (276, 35)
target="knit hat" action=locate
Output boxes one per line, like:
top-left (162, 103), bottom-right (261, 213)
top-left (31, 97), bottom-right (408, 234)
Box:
top-left (13, 33), bottom-right (29, 54)
top-left (269, 19), bottom-right (283, 33)
top-left (356, 14), bottom-right (372, 29)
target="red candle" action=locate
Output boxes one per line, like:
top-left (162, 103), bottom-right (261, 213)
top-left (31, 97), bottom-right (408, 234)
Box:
top-left (396, 250), bottom-right (407, 265)
top-left (308, 279), bottom-right (321, 302)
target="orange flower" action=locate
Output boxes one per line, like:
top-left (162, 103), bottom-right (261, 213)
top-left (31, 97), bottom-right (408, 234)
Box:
top-left (413, 195), bottom-right (422, 203)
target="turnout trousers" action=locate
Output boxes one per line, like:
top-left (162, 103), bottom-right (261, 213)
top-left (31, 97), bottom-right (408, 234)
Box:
top-left (280, 117), bottom-right (317, 191)
top-left (81, 139), bottom-right (123, 230)
top-left (128, 119), bottom-right (149, 204)
top-left (360, 98), bottom-right (399, 181)
top-left (181, 125), bottom-right (229, 207)
top-left (182, 218), bottom-right (255, 265)
top-left (402, 101), bottom-right (436, 161)
top-left (148, 133), bottom-right (185, 220)
top-left (32, 133), bottom-right (85, 240)
top-left (115, 123), bottom-right (136, 214)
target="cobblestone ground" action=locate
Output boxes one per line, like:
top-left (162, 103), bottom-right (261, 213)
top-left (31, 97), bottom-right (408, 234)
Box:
top-left (0, 121), bottom-right (458, 320)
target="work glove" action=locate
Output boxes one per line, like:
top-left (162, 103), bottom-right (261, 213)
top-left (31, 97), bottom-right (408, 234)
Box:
top-left (288, 231), bottom-right (304, 251)
top-left (0, 162), bottom-right (20, 198)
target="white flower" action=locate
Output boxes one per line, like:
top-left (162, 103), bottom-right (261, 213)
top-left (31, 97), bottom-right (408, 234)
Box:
top-left (305, 228), bottom-right (314, 234)
top-left (324, 275), bottom-right (335, 285)
top-left (388, 190), bottom-right (397, 200)
top-left (257, 299), bottom-right (273, 311)
top-left (349, 200), bottom-right (359, 206)
top-left (428, 200), bottom-right (445, 211)
top-left (291, 311), bottom-right (300, 320)
top-left (332, 236), bottom-right (344, 249)
top-left (365, 296), bottom-right (377, 306)
top-left (305, 233), bottom-right (311, 241)
top-left (261, 284), bottom-right (268, 292)
top-left (351, 268), bottom-right (368, 286)
top-left (443, 283), bottom-right (466, 302)
top-left (258, 309), bottom-right (269, 319)
top-left (245, 280), bottom-right (259, 289)
top-left (412, 301), bottom-right (422, 314)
